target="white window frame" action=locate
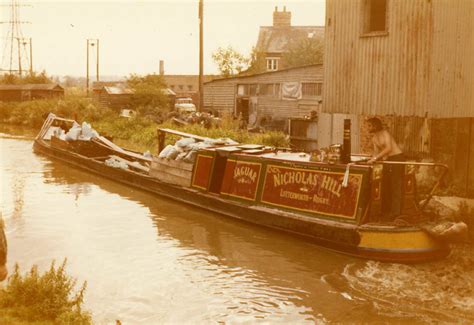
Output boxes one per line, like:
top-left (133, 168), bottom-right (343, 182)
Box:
top-left (266, 57), bottom-right (279, 71)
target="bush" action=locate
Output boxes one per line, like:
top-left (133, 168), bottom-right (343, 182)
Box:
top-left (0, 259), bottom-right (91, 324)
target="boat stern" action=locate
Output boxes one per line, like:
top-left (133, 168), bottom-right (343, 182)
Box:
top-left (357, 226), bottom-right (450, 263)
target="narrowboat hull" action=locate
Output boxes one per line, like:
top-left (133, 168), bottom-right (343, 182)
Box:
top-left (33, 139), bottom-right (450, 263)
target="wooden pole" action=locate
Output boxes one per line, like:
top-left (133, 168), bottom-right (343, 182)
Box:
top-left (29, 38), bottom-right (33, 73)
top-left (96, 39), bottom-right (100, 82)
top-left (86, 39), bottom-right (89, 96)
top-left (199, 0), bottom-right (204, 112)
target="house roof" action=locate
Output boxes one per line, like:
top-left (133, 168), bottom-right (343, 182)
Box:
top-left (0, 83), bottom-right (64, 91)
top-left (256, 26), bottom-right (325, 54)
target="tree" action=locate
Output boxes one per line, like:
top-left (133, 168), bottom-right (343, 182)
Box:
top-left (212, 46), bottom-right (250, 77)
top-left (283, 37), bottom-right (324, 68)
top-left (0, 70), bottom-right (53, 85)
top-left (244, 47), bottom-right (266, 75)
top-left (127, 74), bottom-right (169, 117)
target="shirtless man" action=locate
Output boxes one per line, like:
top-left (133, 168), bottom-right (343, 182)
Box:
top-left (366, 117), bottom-right (405, 219)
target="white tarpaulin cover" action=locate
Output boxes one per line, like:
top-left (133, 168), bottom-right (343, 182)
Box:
top-left (282, 82), bottom-right (302, 100)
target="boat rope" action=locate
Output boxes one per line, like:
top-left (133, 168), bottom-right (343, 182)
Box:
top-left (342, 163), bottom-right (355, 188)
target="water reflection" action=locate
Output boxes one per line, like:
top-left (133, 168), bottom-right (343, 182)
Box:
top-left (43, 159), bottom-right (362, 323)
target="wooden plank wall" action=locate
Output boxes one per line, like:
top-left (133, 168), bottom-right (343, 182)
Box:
top-left (203, 65), bottom-right (323, 119)
top-left (323, 0), bottom-right (474, 118)
top-left (203, 82), bottom-right (236, 116)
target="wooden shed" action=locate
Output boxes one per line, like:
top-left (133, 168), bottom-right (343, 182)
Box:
top-left (322, 0), bottom-right (474, 194)
top-left (95, 86), bottom-right (134, 110)
top-left (203, 65), bottom-right (323, 131)
top-left (0, 84), bottom-right (64, 102)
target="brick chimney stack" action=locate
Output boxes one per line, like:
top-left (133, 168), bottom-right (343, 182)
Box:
top-left (273, 6), bottom-right (291, 28)
top-left (159, 60), bottom-right (164, 75)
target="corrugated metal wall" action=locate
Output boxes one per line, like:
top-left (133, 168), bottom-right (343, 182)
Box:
top-left (323, 0), bottom-right (474, 118)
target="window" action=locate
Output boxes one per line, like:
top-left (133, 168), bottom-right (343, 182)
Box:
top-left (266, 58), bottom-right (279, 71)
top-left (188, 85), bottom-right (193, 91)
top-left (237, 84), bottom-right (249, 96)
top-left (249, 84), bottom-right (258, 96)
top-left (170, 85), bottom-right (175, 89)
top-left (259, 83), bottom-right (280, 97)
top-left (179, 85), bottom-right (184, 90)
top-left (302, 83), bottom-right (322, 98)
top-left (362, 0), bottom-right (387, 34)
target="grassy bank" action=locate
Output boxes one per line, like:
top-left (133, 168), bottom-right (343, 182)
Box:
top-left (0, 96), bottom-right (289, 153)
top-left (0, 260), bottom-right (91, 324)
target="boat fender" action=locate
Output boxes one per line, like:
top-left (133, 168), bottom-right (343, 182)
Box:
top-left (422, 221), bottom-right (468, 243)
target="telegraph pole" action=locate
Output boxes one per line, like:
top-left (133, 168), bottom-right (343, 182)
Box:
top-left (86, 39), bottom-right (90, 95)
top-left (198, 0), bottom-right (204, 112)
top-left (86, 38), bottom-right (99, 96)
top-left (96, 39), bottom-right (100, 82)
top-left (29, 37), bottom-right (32, 73)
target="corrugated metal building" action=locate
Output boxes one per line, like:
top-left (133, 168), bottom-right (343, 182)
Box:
top-left (323, 0), bottom-right (474, 118)
top-left (323, 0), bottom-right (474, 194)
top-left (0, 84), bottom-right (64, 102)
top-left (203, 64), bottom-right (323, 130)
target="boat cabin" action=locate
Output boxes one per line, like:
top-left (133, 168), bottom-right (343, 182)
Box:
top-left (156, 129), bottom-right (438, 226)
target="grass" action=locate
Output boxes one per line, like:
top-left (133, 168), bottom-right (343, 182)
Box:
top-left (0, 259), bottom-right (92, 324)
top-left (0, 95), bottom-right (289, 154)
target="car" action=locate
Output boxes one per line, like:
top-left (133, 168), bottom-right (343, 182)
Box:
top-left (174, 98), bottom-right (196, 114)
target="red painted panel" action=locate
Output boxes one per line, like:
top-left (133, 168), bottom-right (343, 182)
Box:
top-left (192, 155), bottom-right (214, 190)
top-left (221, 160), bottom-right (261, 201)
top-left (261, 165), bottom-right (363, 219)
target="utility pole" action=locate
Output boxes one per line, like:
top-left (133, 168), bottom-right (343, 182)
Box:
top-left (96, 39), bottom-right (100, 82)
top-left (86, 38), bottom-right (99, 96)
top-left (86, 39), bottom-right (90, 95)
top-left (199, 0), bottom-right (204, 112)
top-left (29, 37), bottom-right (32, 73)
top-left (0, 0), bottom-right (32, 75)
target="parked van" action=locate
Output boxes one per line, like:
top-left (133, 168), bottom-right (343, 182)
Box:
top-left (174, 98), bottom-right (196, 114)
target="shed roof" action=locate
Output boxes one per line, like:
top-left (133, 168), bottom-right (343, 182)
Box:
top-left (204, 64), bottom-right (323, 85)
top-left (0, 83), bottom-right (64, 91)
top-left (256, 26), bottom-right (325, 54)
top-left (101, 86), bottom-right (175, 96)
top-left (103, 86), bottom-right (134, 95)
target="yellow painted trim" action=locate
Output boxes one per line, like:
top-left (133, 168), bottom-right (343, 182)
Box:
top-left (358, 230), bottom-right (440, 250)
top-left (260, 164), bottom-right (363, 219)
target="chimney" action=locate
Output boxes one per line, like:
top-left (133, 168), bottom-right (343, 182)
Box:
top-left (159, 60), bottom-right (164, 75)
top-left (273, 6), bottom-right (291, 28)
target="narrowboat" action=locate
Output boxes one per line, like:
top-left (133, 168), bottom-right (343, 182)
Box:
top-left (33, 113), bottom-right (462, 263)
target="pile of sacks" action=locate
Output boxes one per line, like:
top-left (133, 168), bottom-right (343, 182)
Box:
top-left (105, 156), bottom-right (129, 170)
top-left (158, 137), bottom-right (238, 163)
top-left (55, 121), bottom-right (100, 141)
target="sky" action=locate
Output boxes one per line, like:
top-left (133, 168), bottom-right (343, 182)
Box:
top-left (0, 0), bottom-right (325, 78)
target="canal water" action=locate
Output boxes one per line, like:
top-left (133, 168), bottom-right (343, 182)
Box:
top-left (1, 128), bottom-right (473, 324)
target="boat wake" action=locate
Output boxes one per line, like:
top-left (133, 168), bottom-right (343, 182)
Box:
top-left (340, 245), bottom-right (474, 322)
